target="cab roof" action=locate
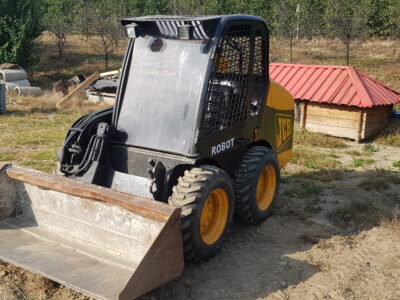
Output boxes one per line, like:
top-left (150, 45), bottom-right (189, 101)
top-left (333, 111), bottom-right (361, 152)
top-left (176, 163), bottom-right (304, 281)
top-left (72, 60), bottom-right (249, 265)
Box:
top-left (121, 14), bottom-right (265, 39)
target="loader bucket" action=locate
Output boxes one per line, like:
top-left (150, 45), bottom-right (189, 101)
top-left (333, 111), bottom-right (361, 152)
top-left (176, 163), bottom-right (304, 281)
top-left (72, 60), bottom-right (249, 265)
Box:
top-left (0, 164), bottom-right (184, 300)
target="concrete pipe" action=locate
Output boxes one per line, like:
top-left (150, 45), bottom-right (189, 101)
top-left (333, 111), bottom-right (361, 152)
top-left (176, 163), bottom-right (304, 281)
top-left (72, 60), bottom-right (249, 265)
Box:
top-left (0, 69), bottom-right (28, 82)
top-left (14, 86), bottom-right (42, 97)
top-left (5, 80), bottom-right (31, 92)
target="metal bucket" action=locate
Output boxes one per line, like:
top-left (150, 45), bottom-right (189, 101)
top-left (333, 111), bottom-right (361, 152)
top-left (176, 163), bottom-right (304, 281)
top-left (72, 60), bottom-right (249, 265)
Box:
top-left (0, 165), bottom-right (184, 300)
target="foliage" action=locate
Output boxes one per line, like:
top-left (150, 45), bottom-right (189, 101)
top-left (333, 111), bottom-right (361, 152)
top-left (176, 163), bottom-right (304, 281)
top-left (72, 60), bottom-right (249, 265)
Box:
top-left (0, 0), bottom-right (44, 65)
top-left (388, 0), bottom-right (400, 37)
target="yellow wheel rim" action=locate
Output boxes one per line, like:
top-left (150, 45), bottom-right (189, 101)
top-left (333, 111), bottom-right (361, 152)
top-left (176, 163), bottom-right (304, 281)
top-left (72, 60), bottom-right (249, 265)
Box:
top-left (256, 165), bottom-right (276, 211)
top-left (200, 189), bottom-right (229, 245)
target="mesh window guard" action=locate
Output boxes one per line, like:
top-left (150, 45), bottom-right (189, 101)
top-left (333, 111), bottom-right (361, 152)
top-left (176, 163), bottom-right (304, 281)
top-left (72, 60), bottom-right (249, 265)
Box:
top-left (251, 31), bottom-right (268, 116)
top-left (202, 24), bottom-right (252, 135)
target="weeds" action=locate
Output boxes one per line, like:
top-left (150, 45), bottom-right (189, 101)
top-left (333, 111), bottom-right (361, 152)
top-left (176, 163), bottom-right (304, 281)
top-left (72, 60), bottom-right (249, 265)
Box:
top-left (362, 144), bottom-right (380, 153)
top-left (304, 197), bottom-right (322, 215)
top-left (352, 158), bottom-right (375, 168)
top-left (286, 181), bottom-right (323, 198)
top-left (393, 161), bottom-right (400, 169)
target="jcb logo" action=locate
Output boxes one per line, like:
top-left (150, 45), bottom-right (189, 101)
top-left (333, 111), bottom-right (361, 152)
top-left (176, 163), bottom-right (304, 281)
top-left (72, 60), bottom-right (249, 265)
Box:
top-left (276, 114), bottom-right (292, 151)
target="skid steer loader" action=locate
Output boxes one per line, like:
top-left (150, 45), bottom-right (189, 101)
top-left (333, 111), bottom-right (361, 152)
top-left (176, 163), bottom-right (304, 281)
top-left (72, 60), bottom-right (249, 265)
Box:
top-left (0, 15), bottom-right (294, 300)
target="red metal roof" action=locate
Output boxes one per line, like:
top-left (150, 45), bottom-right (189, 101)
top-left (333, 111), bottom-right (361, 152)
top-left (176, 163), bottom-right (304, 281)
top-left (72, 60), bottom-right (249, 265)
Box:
top-left (269, 63), bottom-right (400, 108)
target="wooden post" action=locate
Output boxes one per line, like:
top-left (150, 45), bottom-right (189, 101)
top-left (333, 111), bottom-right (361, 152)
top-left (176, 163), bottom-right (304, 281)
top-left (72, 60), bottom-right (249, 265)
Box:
top-left (56, 72), bottom-right (100, 108)
top-left (300, 102), bottom-right (307, 129)
top-left (356, 109), bottom-right (364, 142)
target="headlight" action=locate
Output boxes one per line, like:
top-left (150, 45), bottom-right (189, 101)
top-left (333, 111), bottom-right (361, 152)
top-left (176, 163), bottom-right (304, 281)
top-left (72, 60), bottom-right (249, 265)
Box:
top-left (125, 24), bottom-right (138, 39)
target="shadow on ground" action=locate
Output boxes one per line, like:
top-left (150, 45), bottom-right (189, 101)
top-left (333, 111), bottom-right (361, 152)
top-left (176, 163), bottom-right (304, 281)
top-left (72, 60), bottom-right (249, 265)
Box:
top-left (141, 168), bottom-right (399, 300)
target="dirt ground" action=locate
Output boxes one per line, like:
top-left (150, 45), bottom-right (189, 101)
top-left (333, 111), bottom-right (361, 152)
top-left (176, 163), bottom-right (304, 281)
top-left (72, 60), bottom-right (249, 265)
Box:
top-left (0, 141), bottom-right (399, 300)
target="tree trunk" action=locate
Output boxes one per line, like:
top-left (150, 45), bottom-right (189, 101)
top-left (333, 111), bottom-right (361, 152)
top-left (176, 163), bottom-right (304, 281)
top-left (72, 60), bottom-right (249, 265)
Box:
top-left (58, 43), bottom-right (63, 59)
top-left (105, 50), bottom-right (109, 70)
top-left (289, 39), bottom-right (293, 63)
top-left (346, 43), bottom-right (350, 66)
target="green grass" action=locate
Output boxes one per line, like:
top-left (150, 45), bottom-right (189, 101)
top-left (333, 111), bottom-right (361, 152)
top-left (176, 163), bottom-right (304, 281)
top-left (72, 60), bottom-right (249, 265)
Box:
top-left (286, 181), bottom-right (323, 198)
top-left (352, 158), bottom-right (375, 168)
top-left (393, 161), bottom-right (400, 169)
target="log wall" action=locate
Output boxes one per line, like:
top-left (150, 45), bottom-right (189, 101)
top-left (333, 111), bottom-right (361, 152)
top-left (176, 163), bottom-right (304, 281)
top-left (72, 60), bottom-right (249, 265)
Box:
top-left (300, 102), bottom-right (392, 141)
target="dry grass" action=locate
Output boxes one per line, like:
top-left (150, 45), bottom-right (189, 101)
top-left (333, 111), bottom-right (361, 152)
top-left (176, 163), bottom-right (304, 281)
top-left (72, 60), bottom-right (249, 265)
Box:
top-left (294, 129), bottom-right (347, 149)
top-left (28, 33), bottom-right (126, 89)
top-left (374, 119), bottom-right (400, 148)
top-left (292, 169), bottom-right (344, 183)
top-left (291, 147), bottom-right (343, 169)
top-left (345, 150), bottom-right (370, 156)
top-left (328, 194), bottom-right (399, 232)
top-left (358, 169), bottom-right (400, 191)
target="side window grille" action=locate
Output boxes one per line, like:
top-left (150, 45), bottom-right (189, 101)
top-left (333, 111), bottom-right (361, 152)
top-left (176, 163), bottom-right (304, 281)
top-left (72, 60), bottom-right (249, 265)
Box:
top-left (202, 24), bottom-right (252, 135)
top-left (251, 31), bottom-right (268, 116)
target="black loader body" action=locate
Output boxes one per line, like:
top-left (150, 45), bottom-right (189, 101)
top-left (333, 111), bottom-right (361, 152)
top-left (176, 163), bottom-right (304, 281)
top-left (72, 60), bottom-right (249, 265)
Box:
top-left (58, 15), bottom-right (293, 204)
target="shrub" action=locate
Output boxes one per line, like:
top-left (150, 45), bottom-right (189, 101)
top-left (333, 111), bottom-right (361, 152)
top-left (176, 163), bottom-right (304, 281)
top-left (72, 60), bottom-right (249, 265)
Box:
top-left (0, 0), bottom-right (44, 65)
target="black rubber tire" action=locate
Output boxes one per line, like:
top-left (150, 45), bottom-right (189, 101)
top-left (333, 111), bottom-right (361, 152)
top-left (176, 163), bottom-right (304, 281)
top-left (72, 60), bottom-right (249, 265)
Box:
top-left (233, 146), bottom-right (280, 224)
top-left (168, 165), bottom-right (234, 262)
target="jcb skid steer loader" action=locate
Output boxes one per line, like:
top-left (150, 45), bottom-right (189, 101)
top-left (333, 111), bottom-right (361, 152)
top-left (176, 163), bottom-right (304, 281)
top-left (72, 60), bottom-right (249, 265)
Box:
top-left (0, 15), bottom-right (294, 300)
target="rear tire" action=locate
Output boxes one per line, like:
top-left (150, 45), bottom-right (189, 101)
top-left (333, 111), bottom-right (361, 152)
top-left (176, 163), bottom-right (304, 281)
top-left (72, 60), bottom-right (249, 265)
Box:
top-left (168, 165), bottom-right (234, 262)
top-left (233, 146), bottom-right (280, 224)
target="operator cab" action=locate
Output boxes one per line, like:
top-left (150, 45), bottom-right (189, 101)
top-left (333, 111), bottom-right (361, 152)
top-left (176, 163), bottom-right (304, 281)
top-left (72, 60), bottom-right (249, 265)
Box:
top-left (113, 15), bottom-right (270, 157)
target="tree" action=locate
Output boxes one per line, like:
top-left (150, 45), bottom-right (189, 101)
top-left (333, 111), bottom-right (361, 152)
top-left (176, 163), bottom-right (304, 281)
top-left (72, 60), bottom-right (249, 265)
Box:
top-left (43, 0), bottom-right (77, 58)
top-left (271, 0), bottom-right (300, 62)
top-left (0, 0), bottom-right (44, 65)
top-left (325, 0), bottom-right (371, 65)
top-left (76, 0), bottom-right (125, 70)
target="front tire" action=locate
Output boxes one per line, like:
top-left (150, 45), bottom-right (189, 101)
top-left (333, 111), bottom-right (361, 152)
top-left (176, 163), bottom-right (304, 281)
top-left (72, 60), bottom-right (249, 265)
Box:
top-left (233, 146), bottom-right (280, 224)
top-left (169, 166), bottom-right (234, 262)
